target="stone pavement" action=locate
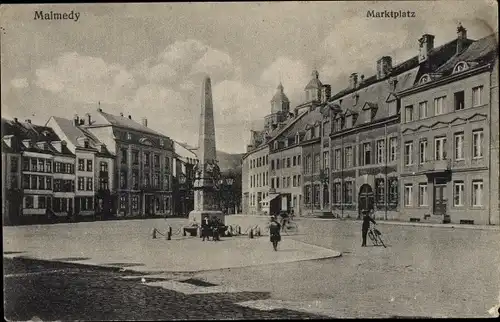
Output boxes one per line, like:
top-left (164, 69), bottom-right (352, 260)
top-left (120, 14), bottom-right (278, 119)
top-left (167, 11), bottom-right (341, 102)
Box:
top-left (4, 257), bottom-right (331, 320)
top-left (3, 219), bottom-right (341, 274)
top-left (190, 219), bottom-right (500, 318)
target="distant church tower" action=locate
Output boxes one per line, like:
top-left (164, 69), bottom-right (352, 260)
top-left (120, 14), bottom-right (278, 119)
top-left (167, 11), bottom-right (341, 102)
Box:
top-left (265, 83), bottom-right (290, 131)
top-left (304, 70), bottom-right (323, 102)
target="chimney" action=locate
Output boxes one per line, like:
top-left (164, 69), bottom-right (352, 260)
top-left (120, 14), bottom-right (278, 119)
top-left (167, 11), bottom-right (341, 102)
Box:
top-left (26, 119), bottom-right (31, 123)
top-left (13, 118), bottom-right (18, 123)
top-left (128, 115), bottom-right (132, 120)
top-left (74, 114), bottom-right (79, 126)
top-left (376, 56), bottom-right (393, 80)
top-left (418, 34), bottom-right (435, 64)
top-left (142, 117), bottom-right (148, 127)
top-left (85, 113), bottom-right (92, 125)
top-left (120, 112), bottom-right (124, 117)
top-left (321, 85), bottom-right (331, 103)
top-left (349, 73), bottom-right (358, 90)
top-left (456, 23), bottom-right (467, 54)
top-left (360, 75), bottom-right (365, 83)
top-left (79, 119), bottom-right (85, 126)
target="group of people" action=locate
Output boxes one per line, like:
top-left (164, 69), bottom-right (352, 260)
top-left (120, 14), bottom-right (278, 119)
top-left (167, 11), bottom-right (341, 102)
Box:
top-left (200, 215), bottom-right (225, 242)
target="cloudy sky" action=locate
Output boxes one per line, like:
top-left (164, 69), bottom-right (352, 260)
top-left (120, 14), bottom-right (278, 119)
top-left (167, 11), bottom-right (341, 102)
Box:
top-left (1, 1), bottom-right (497, 153)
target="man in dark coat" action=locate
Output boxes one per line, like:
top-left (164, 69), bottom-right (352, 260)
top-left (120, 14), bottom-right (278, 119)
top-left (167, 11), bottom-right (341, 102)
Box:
top-left (361, 209), bottom-right (376, 247)
top-left (201, 215), bottom-right (211, 241)
top-left (269, 216), bottom-right (282, 251)
top-left (212, 217), bottom-right (221, 242)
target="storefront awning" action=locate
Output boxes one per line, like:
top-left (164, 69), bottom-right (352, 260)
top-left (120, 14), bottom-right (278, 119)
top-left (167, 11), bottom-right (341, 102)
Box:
top-left (260, 193), bottom-right (280, 204)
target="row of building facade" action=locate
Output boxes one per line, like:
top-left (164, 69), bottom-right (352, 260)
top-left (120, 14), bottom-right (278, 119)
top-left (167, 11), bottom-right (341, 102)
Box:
top-left (242, 24), bottom-right (499, 225)
top-left (1, 109), bottom-right (198, 224)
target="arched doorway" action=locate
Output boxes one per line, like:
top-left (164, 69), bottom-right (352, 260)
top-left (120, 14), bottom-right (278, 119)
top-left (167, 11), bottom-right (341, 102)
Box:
top-left (358, 184), bottom-right (374, 216)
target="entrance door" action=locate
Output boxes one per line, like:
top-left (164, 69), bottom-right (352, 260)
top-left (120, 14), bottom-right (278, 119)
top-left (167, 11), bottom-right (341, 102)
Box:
top-left (433, 184), bottom-right (447, 215)
top-left (358, 184), bottom-right (374, 214)
top-left (68, 198), bottom-right (73, 216)
top-left (145, 195), bottom-right (154, 215)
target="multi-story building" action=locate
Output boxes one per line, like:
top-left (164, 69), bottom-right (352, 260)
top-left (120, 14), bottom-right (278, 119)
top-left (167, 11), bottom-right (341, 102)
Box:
top-left (173, 141), bottom-right (198, 216)
top-left (322, 25), bottom-right (476, 220)
top-left (2, 134), bottom-right (22, 225)
top-left (1, 118), bottom-right (75, 221)
top-left (243, 83), bottom-right (293, 215)
top-left (84, 108), bottom-right (175, 217)
top-left (243, 144), bottom-right (270, 214)
top-left (47, 116), bottom-right (115, 218)
top-left (398, 28), bottom-right (499, 225)
top-left (243, 71), bottom-right (331, 216)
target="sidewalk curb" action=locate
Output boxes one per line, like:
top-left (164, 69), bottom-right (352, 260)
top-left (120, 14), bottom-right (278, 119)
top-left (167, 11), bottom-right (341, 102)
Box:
top-left (298, 217), bottom-right (500, 231)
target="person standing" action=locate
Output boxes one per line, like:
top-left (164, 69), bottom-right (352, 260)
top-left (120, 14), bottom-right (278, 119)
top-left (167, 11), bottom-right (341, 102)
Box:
top-left (201, 215), bottom-right (211, 241)
top-left (212, 217), bottom-right (221, 242)
top-left (269, 216), bottom-right (282, 251)
top-left (361, 209), bottom-right (376, 247)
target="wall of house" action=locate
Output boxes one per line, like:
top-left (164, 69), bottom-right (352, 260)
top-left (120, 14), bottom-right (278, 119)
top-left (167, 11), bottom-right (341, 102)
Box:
top-left (302, 141), bottom-right (321, 215)
top-left (400, 69), bottom-right (495, 224)
top-left (489, 58), bottom-right (500, 225)
top-left (115, 135), bottom-right (174, 217)
top-left (22, 151), bottom-right (54, 216)
top-left (53, 155), bottom-right (76, 216)
top-left (243, 146), bottom-right (269, 215)
top-left (2, 151), bottom-right (22, 224)
top-left (75, 150), bottom-right (96, 216)
top-left (328, 122), bottom-right (401, 220)
top-left (270, 145), bottom-right (302, 215)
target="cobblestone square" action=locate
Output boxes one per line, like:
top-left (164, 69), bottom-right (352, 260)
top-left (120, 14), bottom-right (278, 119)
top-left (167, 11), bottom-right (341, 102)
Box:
top-left (4, 218), bottom-right (500, 319)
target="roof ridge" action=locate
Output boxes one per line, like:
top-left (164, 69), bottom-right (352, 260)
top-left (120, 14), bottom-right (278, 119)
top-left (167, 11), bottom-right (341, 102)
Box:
top-left (329, 37), bottom-right (465, 101)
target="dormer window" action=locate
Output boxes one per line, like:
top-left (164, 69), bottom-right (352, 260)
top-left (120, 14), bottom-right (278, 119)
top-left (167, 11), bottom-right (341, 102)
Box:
top-left (295, 133), bottom-right (300, 144)
top-left (274, 141), bottom-right (278, 150)
top-left (453, 61), bottom-right (469, 74)
top-left (126, 132), bottom-right (132, 140)
top-left (362, 102), bottom-right (378, 123)
top-left (334, 117), bottom-right (343, 132)
top-left (419, 74), bottom-right (430, 85)
top-left (160, 139), bottom-right (164, 147)
top-left (84, 141), bottom-right (90, 149)
top-left (139, 138), bottom-right (153, 146)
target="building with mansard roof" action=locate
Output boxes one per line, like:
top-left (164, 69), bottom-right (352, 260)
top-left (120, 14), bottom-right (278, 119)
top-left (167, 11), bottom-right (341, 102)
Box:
top-left (1, 117), bottom-right (75, 223)
top-left (322, 23), bottom-right (493, 222)
top-left (81, 108), bottom-right (175, 217)
top-left (398, 28), bottom-right (499, 225)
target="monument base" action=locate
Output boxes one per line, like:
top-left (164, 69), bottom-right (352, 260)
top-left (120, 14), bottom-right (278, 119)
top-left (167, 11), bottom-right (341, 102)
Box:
top-left (189, 210), bottom-right (225, 225)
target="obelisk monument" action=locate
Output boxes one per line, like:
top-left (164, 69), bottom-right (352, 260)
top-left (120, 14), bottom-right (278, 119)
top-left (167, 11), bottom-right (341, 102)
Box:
top-left (188, 75), bottom-right (225, 224)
